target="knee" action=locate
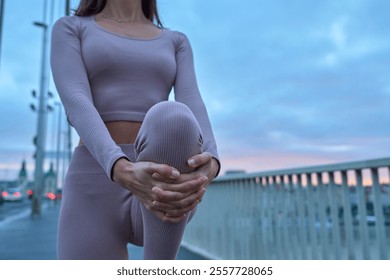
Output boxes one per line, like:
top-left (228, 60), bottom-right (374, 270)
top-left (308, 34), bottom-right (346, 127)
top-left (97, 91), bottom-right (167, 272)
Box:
top-left (148, 101), bottom-right (191, 118)
top-left (135, 101), bottom-right (204, 171)
top-left (146, 101), bottom-right (199, 130)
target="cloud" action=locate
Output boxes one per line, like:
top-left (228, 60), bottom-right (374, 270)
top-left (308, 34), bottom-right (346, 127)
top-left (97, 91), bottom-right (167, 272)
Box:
top-left (330, 18), bottom-right (348, 49)
top-left (147, 0), bottom-right (390, 175)
top-left (0, 71), bottom-right (18, 93)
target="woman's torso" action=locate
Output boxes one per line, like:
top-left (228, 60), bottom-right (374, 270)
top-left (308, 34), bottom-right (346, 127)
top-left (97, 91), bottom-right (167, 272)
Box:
top-left (75, 15), bottom-right (181, 145)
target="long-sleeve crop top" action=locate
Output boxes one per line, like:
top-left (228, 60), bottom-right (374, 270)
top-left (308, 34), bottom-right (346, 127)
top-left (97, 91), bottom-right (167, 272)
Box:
top-left (50, 15), bottom-right (219, 179)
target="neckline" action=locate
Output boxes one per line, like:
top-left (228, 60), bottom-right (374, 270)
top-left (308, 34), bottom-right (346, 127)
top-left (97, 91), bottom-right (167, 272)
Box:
top-left (91, 16), bottom-right (164, 41)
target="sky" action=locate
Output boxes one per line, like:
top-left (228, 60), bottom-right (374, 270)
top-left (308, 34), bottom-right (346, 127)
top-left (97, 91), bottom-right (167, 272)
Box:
top-left (0, 0), bottom-right (389, 181)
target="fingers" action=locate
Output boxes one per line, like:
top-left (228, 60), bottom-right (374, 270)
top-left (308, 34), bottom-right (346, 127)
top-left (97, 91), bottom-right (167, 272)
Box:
top-left (152, 171), bottom-right (204, 185)
top-left (130, 159), bottom-right (212, 223)
top-left (153, 187), bottom-right (205, 210)
top-left (145, 162), bottom-right (180, 180)
top-left (151, 172), bottom-right (180, 184)
top-left (165, 200), bottom-right (199, 218)
top-left (151, 197), bottom-right (202, 222)
top-left (146, 152), bottom-right (213, 185)
top-left (187, 152), bottom-right (212, 169)
top-left (151, 187), bottom-right (205, 221)
top-left (153, 176), bottom-right (208, 199)
top-left (151, 208), bottom-right (187, 223)
top-left (144, 182), bottom-right (207, 223)
top-left (143, 201), bottom-right (188, 223)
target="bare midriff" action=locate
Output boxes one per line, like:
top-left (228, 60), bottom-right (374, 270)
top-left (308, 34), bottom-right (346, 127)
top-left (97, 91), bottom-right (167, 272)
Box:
top-left (79, 121), bottom-right (142, 145)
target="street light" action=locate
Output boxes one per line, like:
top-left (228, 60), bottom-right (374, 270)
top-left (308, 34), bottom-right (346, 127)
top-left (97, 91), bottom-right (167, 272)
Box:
top-left (0, 0), bottom-right (5, 70)
top-left (33, 21), bottom-right (47, 29)
top-left (54, 102), bottom-right (62, 193)
top-left (31, 20), bottom-right (49, 217)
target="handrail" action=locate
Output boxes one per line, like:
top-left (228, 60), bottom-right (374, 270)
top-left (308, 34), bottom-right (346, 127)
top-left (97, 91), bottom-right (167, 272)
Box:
top-left (215, 157), bottom-right (390, 182)
top-left (182, 157), bottom-right (390, 260)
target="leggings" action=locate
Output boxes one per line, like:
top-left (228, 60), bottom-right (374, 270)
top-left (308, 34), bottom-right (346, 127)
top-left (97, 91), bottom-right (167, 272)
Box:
top-left (57, 101), bottom-right (203, 260)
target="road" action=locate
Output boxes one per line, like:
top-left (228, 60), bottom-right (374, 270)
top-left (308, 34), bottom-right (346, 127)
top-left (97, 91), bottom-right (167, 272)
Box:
top-left (0, 199), bottom-right (206, 260)
top-left (0, 199), bottom-right (32, 222)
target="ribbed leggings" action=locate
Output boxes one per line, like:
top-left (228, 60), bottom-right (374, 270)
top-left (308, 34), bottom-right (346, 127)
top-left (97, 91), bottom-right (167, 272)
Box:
top-left (57, 101), bottom-right (203, 260)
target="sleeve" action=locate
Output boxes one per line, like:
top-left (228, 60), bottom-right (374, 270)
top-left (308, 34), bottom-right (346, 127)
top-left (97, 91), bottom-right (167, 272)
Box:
top-left (173, 32), bottom-right (221, 177)
top-left (50, 16), bottom-right (130, 180)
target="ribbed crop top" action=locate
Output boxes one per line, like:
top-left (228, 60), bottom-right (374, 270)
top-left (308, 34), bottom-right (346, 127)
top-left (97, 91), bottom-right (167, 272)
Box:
top-left (50, 15), bottom-right (219, 179)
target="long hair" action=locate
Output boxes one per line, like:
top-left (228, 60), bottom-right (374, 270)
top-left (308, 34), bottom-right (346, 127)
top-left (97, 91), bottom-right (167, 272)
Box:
top-left (74, 0), bottom-right (163, 28)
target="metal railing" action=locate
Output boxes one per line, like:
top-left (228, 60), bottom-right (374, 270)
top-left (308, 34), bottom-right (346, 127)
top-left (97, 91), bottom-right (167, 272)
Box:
top-left (182, 157), bottom-right (390, 259)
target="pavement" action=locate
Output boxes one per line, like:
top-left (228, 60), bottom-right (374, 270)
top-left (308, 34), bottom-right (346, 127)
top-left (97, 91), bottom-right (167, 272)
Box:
top-left (0, 202), bottom-right (205, 260)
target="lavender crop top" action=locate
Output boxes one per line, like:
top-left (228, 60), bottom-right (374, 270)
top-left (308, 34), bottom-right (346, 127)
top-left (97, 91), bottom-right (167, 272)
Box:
top-left (50, 16), bottom-right (219, 179)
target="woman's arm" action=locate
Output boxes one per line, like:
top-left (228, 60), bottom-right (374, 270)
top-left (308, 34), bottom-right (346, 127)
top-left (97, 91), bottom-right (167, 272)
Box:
top-left (51, 16), bottom-right (129, 179)
top-left (148, 32), bottom-right (222, 215)
top-left (173, 31), bottom-right (221, 176)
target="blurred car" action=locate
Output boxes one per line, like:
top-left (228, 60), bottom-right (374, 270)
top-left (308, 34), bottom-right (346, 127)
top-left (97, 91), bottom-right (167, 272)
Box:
top-left (45, 192), bottom-right (57, 201)
top-left (45, 190), bottom-right (62, 201)
top-left (21, 188), bottom-right (62, 201)
top-left (0, 187), bottom-right (3, 205)
top-left (27, 189), bottom-right (34, 199)
top-left (1, 187), bottom-right (26, 202)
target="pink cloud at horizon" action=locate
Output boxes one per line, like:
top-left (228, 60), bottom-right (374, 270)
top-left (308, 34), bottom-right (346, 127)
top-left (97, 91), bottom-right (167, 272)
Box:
top-left (219, 152), bottom-right (390, 185)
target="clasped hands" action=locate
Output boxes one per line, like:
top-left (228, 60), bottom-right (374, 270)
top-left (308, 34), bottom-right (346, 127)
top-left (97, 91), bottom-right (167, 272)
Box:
top-left (112, 152), bottom-right (219, 223)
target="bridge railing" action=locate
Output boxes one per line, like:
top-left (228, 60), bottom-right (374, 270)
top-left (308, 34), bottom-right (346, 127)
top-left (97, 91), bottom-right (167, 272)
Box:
top-left (182, 157), bottom-right (390, 259)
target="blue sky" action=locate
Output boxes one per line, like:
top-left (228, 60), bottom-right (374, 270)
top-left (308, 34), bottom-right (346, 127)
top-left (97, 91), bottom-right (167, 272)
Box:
top-left (0, 0), bottom-right (389, 180)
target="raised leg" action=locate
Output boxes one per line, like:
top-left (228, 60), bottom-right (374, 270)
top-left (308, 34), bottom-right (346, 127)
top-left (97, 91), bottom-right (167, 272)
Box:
top-left (134, 101), bottom-right (203, 259)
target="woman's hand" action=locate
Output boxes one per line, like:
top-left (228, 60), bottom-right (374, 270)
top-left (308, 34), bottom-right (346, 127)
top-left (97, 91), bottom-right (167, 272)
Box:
top-left (112, 158), bottom-right (207, 223)
top-left (151, 152), bottom-right (219, 216)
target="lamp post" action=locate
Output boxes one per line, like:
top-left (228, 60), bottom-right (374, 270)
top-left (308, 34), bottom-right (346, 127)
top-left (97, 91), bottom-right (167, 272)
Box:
top-left (65, 0), bottom-right (70, 16)
top-left (65, 0), bottom-right (72, 164)
top-left (54, 101), bottom-right (62, 192)
top-left (31, 20), bottom-right (49, 216)
top-left (0, 0), bottom-right (5, 70)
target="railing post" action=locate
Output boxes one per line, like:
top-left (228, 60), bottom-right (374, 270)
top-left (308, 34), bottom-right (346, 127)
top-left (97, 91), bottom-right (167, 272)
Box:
top-left (225, 180), bottom-right (234, 259)
top-left (215, 181), bottom-right (225, 258)
top-left (316, 172), bottom-right (329, 259)
top-left (306, 173), bottom-right (318, 259)
top-left (328, 172), bottom-right (342, 259)
top-left (243, 178), bottom-right (252, 259)
top-left (260, 176), bottom-right (270, 259)
top-left (280, 175), bottom-right (290, 259)
top-left (232, 179), bottom-right (240, 259)
top-left (268, 176), bottom-right (275, 259)
top-left (371, 168), bottom-right (387, 259)
top-left (210, 181), bottom-right (218, 257)
top-left (272, 175), bottom-right (282, 259)
top-left (219, 181), bottom-right (228, 259)
top-left (341, 170), bottom-right (355, 259)
top-left (287, 174), bottom-right (298, 259)
top-left (297, 174), bottom-right (307, 259)
top-left (236, 179), bottom-right (243, 258)
top-left (250, 177), bottom-right (261, 259)
top-left (355, 169), bottom-right (370, 259)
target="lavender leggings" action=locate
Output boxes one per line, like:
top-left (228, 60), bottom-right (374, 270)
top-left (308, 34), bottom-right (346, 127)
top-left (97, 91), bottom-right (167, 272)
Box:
top-left (57, 101), bottom-right (203, 260)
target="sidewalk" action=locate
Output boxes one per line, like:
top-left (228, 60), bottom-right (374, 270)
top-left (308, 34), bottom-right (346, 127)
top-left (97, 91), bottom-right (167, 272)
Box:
top-left (0, 202), bottom-right (204, 260)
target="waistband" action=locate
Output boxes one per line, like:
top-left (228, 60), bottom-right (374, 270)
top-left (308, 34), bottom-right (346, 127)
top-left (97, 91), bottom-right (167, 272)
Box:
top-left (68, 144), bottom-right (136, 174)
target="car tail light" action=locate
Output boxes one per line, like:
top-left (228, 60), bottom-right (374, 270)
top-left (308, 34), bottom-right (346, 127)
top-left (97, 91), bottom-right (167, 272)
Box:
top-left (2, 191), bottom-right (8, 197)
top-left (46, 192), bottom-right (56, 200)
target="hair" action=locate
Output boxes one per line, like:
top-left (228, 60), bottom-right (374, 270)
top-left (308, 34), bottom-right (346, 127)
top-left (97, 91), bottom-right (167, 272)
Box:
top-left (74, 0), bottom-right (163, 27)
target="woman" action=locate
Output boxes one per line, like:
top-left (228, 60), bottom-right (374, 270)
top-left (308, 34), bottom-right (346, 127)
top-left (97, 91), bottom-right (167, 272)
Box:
top-left (51, 0), bottom-right (220, 260)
